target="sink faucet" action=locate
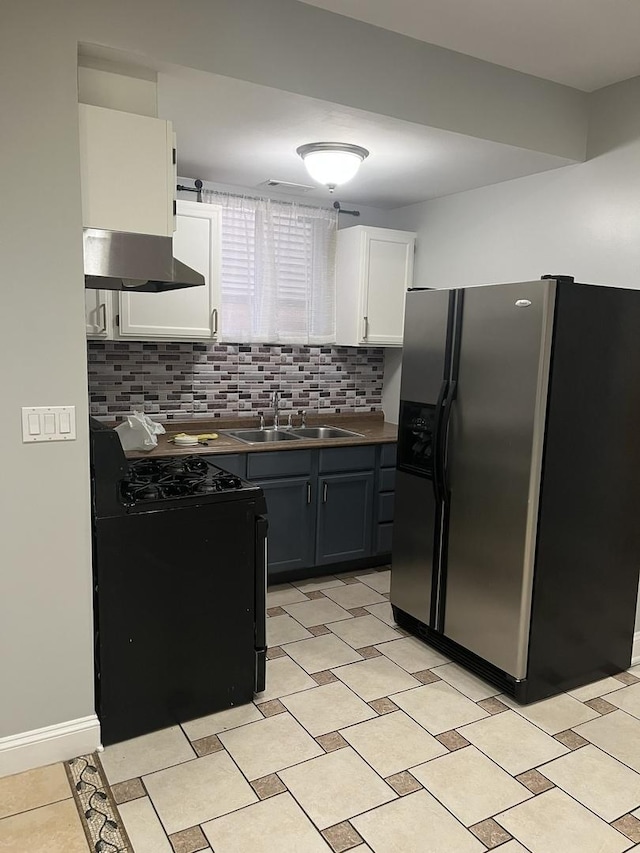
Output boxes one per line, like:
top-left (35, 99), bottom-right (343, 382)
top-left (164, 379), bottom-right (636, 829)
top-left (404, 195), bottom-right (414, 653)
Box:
top-left (272, 390), bottom-right (280, 429)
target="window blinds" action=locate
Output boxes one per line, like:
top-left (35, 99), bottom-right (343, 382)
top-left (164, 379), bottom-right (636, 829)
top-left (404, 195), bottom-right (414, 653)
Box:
top-left (204, 192), bottom-right (338, 345)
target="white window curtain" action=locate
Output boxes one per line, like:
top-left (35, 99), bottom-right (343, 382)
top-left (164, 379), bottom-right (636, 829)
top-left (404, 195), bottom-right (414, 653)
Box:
top-left (202, 191), bottom-right (338, 345)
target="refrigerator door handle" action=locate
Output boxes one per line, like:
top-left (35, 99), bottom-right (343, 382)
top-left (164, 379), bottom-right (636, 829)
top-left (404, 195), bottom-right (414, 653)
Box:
top-left (431, 379), bottom-right (457, 632)
top-left (254, 515), bottom-right (268, 693)
top-left (432, 379), bottom-right (449, 503)
top-left (439, 380), bottom-right (457, 501)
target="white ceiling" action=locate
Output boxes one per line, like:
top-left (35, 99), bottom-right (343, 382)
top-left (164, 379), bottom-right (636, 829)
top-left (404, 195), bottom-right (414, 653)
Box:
top-left (158, 68), bottom-right (572, 210)
top-left (298, 0), bottom-right (640, 92)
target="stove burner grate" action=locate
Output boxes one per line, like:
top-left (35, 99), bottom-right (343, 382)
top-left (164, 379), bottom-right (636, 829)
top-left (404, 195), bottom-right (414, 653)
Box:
top-left (121, 455), bottom-right (244, 506)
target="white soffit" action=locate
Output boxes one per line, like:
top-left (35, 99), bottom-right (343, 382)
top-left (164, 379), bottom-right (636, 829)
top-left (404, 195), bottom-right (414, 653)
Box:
top-left (158, 67), bottom-right (573, 210)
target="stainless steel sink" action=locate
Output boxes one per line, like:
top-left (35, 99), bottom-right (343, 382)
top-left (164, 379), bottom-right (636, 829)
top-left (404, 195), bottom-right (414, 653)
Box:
top-left (223, 424), bottom-right (365, 444)
top-left (290, 425), bottom-right (364, 440)
top-left (222, 428), bottom-right (302, 444)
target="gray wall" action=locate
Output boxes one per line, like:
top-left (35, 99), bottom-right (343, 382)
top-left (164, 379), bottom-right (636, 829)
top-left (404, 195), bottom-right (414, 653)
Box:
top-left (387, 76), bottom-right (640, 630)
top-left (0, 0), bottom-right (605, 745)
top-left (381, 349), bottom-right (403, 424)
top-left (1, 3), bottom-right (94, 737)
top-left (390, 76), bottom-right (640, 290)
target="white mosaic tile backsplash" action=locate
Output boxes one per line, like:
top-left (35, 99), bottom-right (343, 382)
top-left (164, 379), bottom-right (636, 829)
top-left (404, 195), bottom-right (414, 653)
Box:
top-left (88, 342), bottom-right (385, 422)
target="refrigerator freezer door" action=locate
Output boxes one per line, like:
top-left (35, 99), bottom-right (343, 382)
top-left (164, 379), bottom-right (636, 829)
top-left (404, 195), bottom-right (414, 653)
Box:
top-left (391, 470), bottom-right (439, 625)
top-left (443, 280), bottom-right (555, 678)
top-left (399, 289), bottom-right (452, 403)
top-left (391, 288), bottom-right (452, 626)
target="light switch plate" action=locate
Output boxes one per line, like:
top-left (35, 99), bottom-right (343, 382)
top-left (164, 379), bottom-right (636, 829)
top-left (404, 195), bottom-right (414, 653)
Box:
top-left (21, 406), bottom-right (76, 442)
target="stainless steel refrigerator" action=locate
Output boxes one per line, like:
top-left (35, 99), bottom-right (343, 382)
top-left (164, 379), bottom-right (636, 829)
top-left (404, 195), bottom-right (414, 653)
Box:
top-left (391, 276), bottom-right (640, 702)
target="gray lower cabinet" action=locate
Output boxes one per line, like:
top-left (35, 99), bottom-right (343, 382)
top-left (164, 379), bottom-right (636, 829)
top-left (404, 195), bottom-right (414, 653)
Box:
top-left (246, 443), bottom-right (395, 580)
top-left (255, 476), bottom-right (315, 579)
top-left (316, 472), bottom-right (374, 566)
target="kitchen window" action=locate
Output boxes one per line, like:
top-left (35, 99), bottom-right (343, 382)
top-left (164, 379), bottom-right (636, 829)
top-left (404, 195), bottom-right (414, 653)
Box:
top-left (211, 194), bottom-right (337, 345)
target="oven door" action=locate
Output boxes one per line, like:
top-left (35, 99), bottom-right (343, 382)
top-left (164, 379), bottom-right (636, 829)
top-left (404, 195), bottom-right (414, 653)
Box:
top-left (94, 499), bottom-right (258, 745)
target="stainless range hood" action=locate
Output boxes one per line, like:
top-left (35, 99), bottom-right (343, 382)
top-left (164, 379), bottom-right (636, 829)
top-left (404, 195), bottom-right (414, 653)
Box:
top-left (83, 228), bottom-right (205, 292)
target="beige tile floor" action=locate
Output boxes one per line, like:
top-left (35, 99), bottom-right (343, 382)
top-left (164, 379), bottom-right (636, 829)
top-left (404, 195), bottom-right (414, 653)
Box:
top-left (0, 762), bottom-right (91, 852)
top-left (5, 566), bottom-right (640, 853)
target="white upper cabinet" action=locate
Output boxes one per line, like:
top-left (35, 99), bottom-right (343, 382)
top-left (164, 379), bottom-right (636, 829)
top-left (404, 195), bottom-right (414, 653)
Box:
top-left (336, 226), bottom-right (416, 347)
top-left (85, 289), bottom-right (113, 339)
top-left (116, 201), bottom-right (222, 341)
top-left (78, 103), bottom-right (175, 236)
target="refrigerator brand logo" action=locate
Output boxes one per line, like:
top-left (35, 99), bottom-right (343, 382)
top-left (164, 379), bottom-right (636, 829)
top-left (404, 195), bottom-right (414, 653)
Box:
top-left (515, 299), bottom-right (532, 307)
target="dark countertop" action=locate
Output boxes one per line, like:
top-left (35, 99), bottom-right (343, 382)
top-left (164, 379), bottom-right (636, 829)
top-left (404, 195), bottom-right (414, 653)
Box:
top-left (124, 412), bottom-right (398, 459)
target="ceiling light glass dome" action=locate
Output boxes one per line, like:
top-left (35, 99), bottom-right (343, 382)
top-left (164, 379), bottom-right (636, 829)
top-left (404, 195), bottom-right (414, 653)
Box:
top-left (297, 142), bottom-right (369, 191)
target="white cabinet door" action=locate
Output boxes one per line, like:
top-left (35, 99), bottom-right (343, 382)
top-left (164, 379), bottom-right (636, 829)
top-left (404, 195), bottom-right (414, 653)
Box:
top-left (85, 289), bottom-right (113, 339)
top-left (117, 203), bottom-right (221, 341)
top-left (362, 229), bottom-right (414, 347)
top-left (79, 104), bottom-right (175, 237)
top-left (336, 226), bottom-right (415, 347)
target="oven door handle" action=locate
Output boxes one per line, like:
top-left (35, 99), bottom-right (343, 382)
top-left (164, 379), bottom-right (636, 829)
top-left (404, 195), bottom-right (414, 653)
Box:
top-left (254, 514), bottom-right (268, 693)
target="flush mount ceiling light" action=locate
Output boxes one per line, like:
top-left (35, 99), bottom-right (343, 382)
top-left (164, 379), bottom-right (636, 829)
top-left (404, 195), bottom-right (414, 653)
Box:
top-left (296, 142), bottom-right (369, 192)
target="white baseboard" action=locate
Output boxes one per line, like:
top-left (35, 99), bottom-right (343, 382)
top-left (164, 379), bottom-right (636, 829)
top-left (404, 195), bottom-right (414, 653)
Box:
top-left (632, 631), bottom-right (640, 667)
top-left (0, 715), bottom-right (100, 778)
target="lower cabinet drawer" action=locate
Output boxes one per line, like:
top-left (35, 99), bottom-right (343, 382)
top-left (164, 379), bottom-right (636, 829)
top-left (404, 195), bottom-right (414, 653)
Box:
top-left (379, 468), bottom-right (396, 493)
top-left (247, 450), bottom-right (313, 479)
top-left (319, 446), bottom-right (376, 473)
top-left (380, 443), bottom-right (397, 468)
top-left (378, 492), bottom-right (395, 523)
top-left (376, 522), bottom-right (393, 554)
top-left (211, 454), bottom-right (247, 478)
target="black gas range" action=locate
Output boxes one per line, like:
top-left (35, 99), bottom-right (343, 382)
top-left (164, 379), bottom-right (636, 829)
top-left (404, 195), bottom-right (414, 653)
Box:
top-left (89, 418), bottom-right (267, 745)
top-left (90, 419), bottom-right (261, 516)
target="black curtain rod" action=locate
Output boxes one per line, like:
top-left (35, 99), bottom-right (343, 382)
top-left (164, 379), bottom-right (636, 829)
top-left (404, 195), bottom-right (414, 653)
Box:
top-left (177, 179), bottom-right (204, 202)
top-left (332, 201), bottom-right (360, 218)
top-left (176, 180), bottom-right (360, 216)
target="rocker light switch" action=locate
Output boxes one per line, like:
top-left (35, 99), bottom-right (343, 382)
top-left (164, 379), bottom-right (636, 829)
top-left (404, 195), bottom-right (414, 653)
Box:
top-left (27, 413), bottom-right (41, 436)
top-left (21, 406), bottom-right (76, 443)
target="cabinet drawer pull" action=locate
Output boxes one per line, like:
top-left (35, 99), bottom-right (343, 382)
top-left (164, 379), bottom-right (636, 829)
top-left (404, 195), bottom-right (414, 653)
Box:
top-left (307, 482), bottom-right (312, 504)
top-left (322, 482), bottom-right (328, 503)
top-left (98, 302), bottom-right (107, 334)
top-left (362, 316), bottom-right (369, 340)
top-left (212, 308), bottom-right (219, 336)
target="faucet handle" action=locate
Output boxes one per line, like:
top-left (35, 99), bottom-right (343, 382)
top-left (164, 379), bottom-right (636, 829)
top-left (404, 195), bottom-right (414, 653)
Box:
top-left (259, 412), bottom-right (265, 430)
top-left (287, 412), bottom-right (293, 429)
top-left (298, 409), bottom-right (307, 427)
